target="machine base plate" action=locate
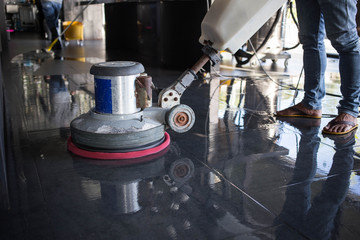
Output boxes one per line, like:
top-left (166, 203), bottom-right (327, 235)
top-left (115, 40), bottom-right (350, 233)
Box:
top-left (67, 132), bottom-right (170, 160)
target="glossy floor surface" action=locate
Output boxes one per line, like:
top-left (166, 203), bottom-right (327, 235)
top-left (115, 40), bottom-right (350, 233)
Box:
top-left (1, 33), bottom-right (360, 240)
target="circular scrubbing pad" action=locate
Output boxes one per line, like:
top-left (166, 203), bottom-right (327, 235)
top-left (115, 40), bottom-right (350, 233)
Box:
top-left (68, 132), bottom-right (170, 160)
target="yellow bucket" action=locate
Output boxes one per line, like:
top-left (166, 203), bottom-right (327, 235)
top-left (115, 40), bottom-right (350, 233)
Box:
top-left (62, 21), bottom-right (84, 41)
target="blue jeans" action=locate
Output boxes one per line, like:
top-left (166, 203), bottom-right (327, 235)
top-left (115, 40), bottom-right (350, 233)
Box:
top-left (41, 1), bottom-right (62, 30)
top-left (296, 0), bottom-right (360, 117)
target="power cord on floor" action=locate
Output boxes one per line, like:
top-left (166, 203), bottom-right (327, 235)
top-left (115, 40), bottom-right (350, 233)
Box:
top-left (292, 67), bottom-right (303, 105)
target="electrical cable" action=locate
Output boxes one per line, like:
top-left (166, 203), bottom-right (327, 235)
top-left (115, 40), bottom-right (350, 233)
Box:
top-left (247, 41), bottom-right (347, 118)
top-left (292, 66), bottom-right (303, 104)
top-left (234, 8), bottom-right (282, 66)
top-left (283, 0), bottom-right (300, 51)
top-left (202, 69), bottom-right (285, 215)
top-left (288, 0), bottom-right (298, 28)
top-left (248, 40), bottom-right (290, 88)
top-left (206, 0), bottom-right (211, 11)
top-left (232, 39), bottom-right (344, 99)
top-left (237, 30), bottom-right (347, 117)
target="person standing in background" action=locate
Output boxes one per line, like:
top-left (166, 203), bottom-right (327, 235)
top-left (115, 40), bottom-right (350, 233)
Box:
top-left (41, 0), bottom-right (63, 49)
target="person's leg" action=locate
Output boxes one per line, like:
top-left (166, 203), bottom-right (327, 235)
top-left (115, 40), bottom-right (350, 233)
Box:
top-left (304, 134), bottom-right (354, 239)
top-left (42, 2), bottom-right (63, 49)
top-left (320, 0), bottom-right (360, 134)
top-left (52, 2), bottom-right (62, 31)
top-left (298, 0), bottom-right (327, 110)
top-left (276, 0), bottom-right (326, 118)
top-left (52, 2), bottom-right (63, 49)
top-left (41, 1), bottom-right (57, 30)
top-left (275, 125), bottom-right (320, 238)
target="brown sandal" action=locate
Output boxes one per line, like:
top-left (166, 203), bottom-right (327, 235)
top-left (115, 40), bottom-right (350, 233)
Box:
top-left (276, 103), bottom-right (322, 119)
top-left (322, 120), bottom-right (358, 135)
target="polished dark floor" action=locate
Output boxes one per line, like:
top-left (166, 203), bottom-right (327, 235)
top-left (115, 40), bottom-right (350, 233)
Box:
top-left (1, 33), bottom-right (360, 240)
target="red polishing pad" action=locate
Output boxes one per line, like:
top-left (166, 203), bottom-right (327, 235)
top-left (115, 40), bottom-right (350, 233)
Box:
top-left (68, 132), bottom-right (170, 160)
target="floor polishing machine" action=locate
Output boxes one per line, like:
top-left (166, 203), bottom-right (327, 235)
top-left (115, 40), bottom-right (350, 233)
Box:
top-left (67, 46), bottom-right (220, 160)
top-left (67, 0), bottom-right (286, 160)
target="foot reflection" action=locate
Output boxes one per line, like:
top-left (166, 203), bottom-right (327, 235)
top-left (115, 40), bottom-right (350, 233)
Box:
top-left (43, 75), bottom-right (78, 128)
top-left (275, 120), bottom-right (355, 239)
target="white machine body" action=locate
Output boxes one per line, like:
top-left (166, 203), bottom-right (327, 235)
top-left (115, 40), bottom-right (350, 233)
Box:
top-left (199, 0), bottom-right (287, 52)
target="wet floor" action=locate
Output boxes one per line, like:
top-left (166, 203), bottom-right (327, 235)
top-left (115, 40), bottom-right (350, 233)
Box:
top-left (1, 33), bottom-right (360, 240)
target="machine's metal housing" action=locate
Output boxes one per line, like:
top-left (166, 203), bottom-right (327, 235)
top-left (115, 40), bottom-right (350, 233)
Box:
top-left (70, 61), bottom-right (167, 152)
